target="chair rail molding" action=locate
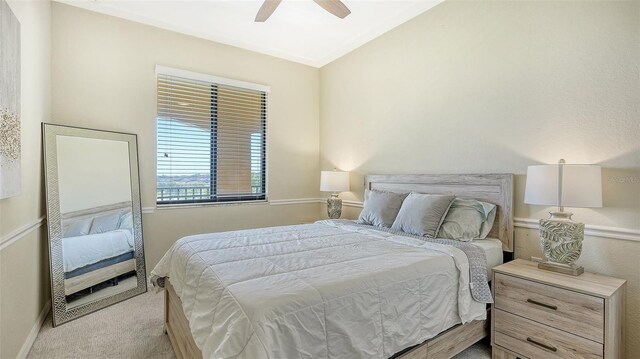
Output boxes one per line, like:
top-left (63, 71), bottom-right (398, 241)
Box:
top-left (0, 216), bottom-right (46, 251)
top-left (343, 200), bottom-right (364, 208)
top-left (139, 199), bottom-right (639, 242)
top-left (142, 198), bottom-right (322, 214)
top-left (514, 217), bottom-right (640, 242)
top-left (328, 199), bottom-right (640, 242)
top-left (269, 198), bottom-right (322, 206)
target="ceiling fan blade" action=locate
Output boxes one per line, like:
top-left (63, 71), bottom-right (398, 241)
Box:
top-left (255, 0), bottom-right (282, 22)
top-left (313, 0), bottom-right (351, 19)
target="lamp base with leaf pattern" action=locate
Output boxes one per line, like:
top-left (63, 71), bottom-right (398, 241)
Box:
top-left (538, 211), bottom-right (585, 276)
top-left (326, 194), bottom-right (342, 219)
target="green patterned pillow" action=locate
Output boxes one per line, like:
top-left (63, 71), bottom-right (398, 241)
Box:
top-left (438, 198), bottom-right (496, 241)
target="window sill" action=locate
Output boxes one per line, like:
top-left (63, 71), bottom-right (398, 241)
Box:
top-left (155, 199), bottom-right (269, 210)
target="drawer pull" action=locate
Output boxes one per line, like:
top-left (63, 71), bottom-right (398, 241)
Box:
top-left (526, 298), bottom-right (557, 310)
top-left (526, 337), bottom-right (557, 352)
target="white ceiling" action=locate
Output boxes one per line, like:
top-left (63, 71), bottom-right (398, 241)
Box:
top-left (55, 0), bottom-right (443, 67)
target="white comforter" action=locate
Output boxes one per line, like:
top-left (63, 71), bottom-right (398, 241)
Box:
top-left (151, 220), bottom-right (486, 359)
top-left (62, 229), bottom-right (134, 272)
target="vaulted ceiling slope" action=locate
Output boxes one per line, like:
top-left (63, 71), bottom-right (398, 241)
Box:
top-left (55, 0), bottom-right (443, 68)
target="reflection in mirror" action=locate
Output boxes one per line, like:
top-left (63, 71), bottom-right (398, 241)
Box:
top-left (57, 136), bottom-right (136, 308)
top-left (43, 124), bottom-right (146, 326)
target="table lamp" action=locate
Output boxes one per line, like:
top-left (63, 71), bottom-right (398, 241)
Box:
top-left (320, 170), bottom-right (350, 219)
top-left (524, 159), bottom-right (602, 275)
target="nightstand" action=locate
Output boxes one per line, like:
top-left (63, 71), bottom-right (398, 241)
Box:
top-left (491, 259), bottom-right (626, 359)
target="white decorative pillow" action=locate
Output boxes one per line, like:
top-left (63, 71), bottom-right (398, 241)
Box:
top-left (357, 189), bottom-right (408, 227)
top-left (438, 198), bottom-right (497, 241)
top-left (118, 211), bottom-right (134, 230)
top-left (89, 212), bottom-right (122, 234)
top-left (63, 218), bottom-right (93, 238)
top-left (391, 192), bottom-right (455, 237)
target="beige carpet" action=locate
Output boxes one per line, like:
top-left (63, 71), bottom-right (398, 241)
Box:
top-left (28, 291), bottom-right (173, 359)
top-left (28, 291), bottom-right (490, 358)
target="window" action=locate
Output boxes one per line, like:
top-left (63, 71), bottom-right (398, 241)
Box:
top-left (156, 66), bottom-right (268, 205)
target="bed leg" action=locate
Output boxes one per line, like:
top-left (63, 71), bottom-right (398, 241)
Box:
top-left (164, 285), bottom-right (169, 335)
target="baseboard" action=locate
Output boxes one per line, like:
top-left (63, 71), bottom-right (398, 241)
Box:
top-left (16, 300), bottom-right (50, 359)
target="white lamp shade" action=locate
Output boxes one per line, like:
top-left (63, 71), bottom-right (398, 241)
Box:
top-left (524, 164), bottom-right (602, 208)
top-left (320, 171), bottom-right (350, 193)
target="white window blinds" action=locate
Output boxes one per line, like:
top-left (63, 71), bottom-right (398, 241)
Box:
top-left (156, 67), bottom-right (268, 205)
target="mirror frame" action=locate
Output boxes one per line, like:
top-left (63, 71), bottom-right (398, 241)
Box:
top-left (43, 123), bottom-right (147, 326)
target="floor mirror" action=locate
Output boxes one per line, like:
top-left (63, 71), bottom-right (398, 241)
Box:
top-left (43, 124), bottom-right (146, 326)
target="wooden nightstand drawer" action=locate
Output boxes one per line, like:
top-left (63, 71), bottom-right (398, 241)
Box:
top-left (494, 272), bottom-right (604, 343)
top-left (491, 260), bottom-right (626, 359)
top-left (494, 309), bottom-right (603, 359)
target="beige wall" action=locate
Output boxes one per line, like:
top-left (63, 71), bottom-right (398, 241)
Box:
top-left (4, 0), bottom-right (637, 357)
top-left (51, 3), bottom-right (321, 270)
top-left (320, 1), bottom-right (640, 356)
top-left (0, 0), bottom-right (52, 357)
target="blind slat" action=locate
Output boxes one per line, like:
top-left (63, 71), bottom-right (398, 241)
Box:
top-left (158, 106), bottom-right (265, 118)
top-left (158, 78), bottom-right (266, 97)
top-left (158, 88), bottom-right (266, 105)
top-left (157, 96), bottom-right (265, 111)
top-left (158, 113), bottom-right (265, 124)
top-left (158, 85), bottom-right (266, 103)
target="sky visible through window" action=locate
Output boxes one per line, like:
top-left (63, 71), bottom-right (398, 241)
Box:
top-left (157, 118), bottom-right (211, 174)
top-left (157, 118), bottom-right (211, 201)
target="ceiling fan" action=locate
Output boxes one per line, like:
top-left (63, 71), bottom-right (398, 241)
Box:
top-left (255, 0), bottom-right (351, 22)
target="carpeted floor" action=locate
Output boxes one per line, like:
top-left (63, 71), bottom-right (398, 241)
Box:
top-left (28, 291), bottom-right (172, 359)
top-left (28, 291), bottom-right (490, 358)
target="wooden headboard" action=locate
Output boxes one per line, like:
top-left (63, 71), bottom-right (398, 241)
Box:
top-left (364, 174), bottom-right (514, 252)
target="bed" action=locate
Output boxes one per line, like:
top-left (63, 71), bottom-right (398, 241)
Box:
top-left (152, 174), bottom-right (514, 359)
top-left (61, 201), bottom-right (137, 296)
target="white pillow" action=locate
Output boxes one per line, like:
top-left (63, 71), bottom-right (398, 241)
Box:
top-left (63, 218), bottom-right (93, 238)
top-left (118, 211), bottom-right (133, 230)
top-left (89, 212), bottom-right (122, 234)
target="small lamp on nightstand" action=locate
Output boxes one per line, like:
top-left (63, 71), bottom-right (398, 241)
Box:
top-left (320, 169), bottom-right (350, 219)
top-left (524, 159), bottom-right (602, 276)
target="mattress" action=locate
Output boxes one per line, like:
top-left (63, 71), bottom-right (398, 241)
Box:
top-left (151, 221), bottom-right (488, 359)
top-left (62, 229), bottom-right (134, 272)
top-left (471, 237), bottom-right (504, 276)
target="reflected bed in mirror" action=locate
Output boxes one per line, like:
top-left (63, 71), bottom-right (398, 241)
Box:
top-left (62, 201), bottom-right (137, 308)
top-left (43, 124), bottom-right (146, 326)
